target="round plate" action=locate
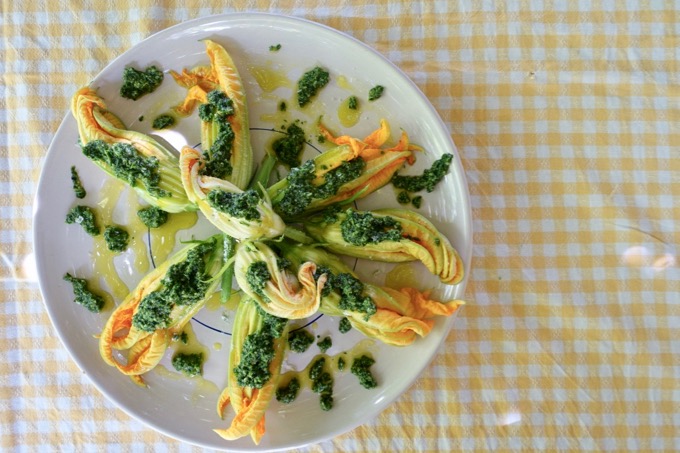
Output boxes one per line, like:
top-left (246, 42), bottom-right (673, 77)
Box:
top-left (34, 13), bottom-right (471, 451)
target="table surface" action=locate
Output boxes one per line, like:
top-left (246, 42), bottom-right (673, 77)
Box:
top-left (3, 1), bottom-right (679, 451)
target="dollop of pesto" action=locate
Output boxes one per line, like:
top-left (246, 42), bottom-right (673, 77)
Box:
top-left (273, 123), bottom-right (306, 168)
top-left (70, 166), bottom-right (86, 199)
top-left (279, 101), bottom-right (287, 112)
top-left (309, 357), bottom-right (334, 411)
top-left (351, 354), bottom-right (378, 389)
top-left (137, 206), bottom-right (168, 228)
top-left (269, 44), bottom-right (282, 52)
top-left (288, 329), bottom-right (315, 353)
top-left (348, 96), bottom-right (358, 110)
top-left (339, 317), bottom-right (352, 333)
top-left (172, 331), bottom-right (188, 344)
top-left (81, 140), bottom-right (170, 198)
top-left (152, 114), bottom-right (175, 130)
top-left (172, 352), bottom-right (203, 377)
top-left (337, 356), bottom-right (346, 371)
top-left (234, 310), bottom-right (286, 388)
top-left (368, 85), bottom-right (384, 101)
top-left (297, 67), bottom-right (330, 107)
top-left (313, 266), bottom-right (377, 317)
top-left (65, 205), bottom-right (99, 236)
top-left (340, 210), bottom-right (403, 246)
top-left (317, 336), bottom-right (332, 353)
top-left (104, 226), bottom-right (129, 252)
top-left (275, 377), bottom-right (300, 404)
top-left (246, 261), bottom-right (271, 298)
top-left (411, 195), bottom-right (423, 209)
top-left (63, 273), bottom-right (104, 313)
top-left (391, 153), bottom-right (454, 193)
top-left (198, 90), bottom-right (236, 179)
top-left (207, 189), bottom-right (261, 221)
top-left (120, 65), bottom-right (164, 100)
top-left (396, 191), bottom-right (411, 205)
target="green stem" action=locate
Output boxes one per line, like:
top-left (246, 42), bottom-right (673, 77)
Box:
top-left (220, 234), bottom-right (237, 303)
top-left (249, 153), bottom-right (278, 192)
top-left (282, 226), bottom-right (314, 244)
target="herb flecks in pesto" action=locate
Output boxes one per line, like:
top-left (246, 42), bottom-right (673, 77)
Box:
top-left (391, 153), bottom-right (454, 193)
top-left (337, 356), bottom-right (346, 371)
top-left (81, 140), bottom-right (170, 198)
top-left (65, 205), bottom-right (99, 236)
top-left (137, 206), bottom-right (168, 228)
top-left (348, 96), bottom-right (358, 110)
top-left (152, 114), bottom-right (175, 129)
top-left (63, 273), bottom-right (104, 313)
top-left (269, 44), bottom-right (282, 51)
top-left (172, 331), bottom-right (189, 344)
top-left (340, 210), bottom-right (403, 246)
top-left (368, 85), bottom-right (384, 101)
top-left (120, 65), bottom-right (164, 100)
top-left (246, 261), bottom-right (271, 297)
top-left (317, 336), bottom-right (332, 353)
top-left (339, 317), bottom-right (352, 333)
top-left (288, 329), bottom-right (315, 353)
top-left (314, 267), bottom-right (377, 317)
top-left (309, 357), bottom-right (334, 411)
top-left (397, 191), bottom-right (411, 205)
top-left (70, 166), bottom-right (86, 199)
top-left (207, 189), bottom-right (262, 221)
top-left (199, 90), bottom-right (236, 179)
top-left (104, 226), bottom-right (129, 252)
top-left (234, 310), bottom-right (286, 388)
top-left (172, 352), bottom-right (203, 377)
top-left (279, 101), bottom-right (287, 112)
top-left (351, 354), bottom-right (378, 389)
top-left (411, 196), bottom-right (423, 209)
top-left (273, 123), bottom-right (306, 168)
top-left (276, 377), bottom-right (300, 404)
top-left (297, 67), bottom-right (330, 107)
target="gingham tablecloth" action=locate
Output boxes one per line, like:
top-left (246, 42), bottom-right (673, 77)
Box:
top-left (3, 1), bottom-right (679, 451)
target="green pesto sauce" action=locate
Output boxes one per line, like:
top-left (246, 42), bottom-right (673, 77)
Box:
top-left (246, 261), bottom-right (271, 297)
top-left (152, 114), bottom-right (175, 130)
top-left (411, 195), bottom-right (423, 209)
top-left (317, 336), bottom-right (332, 353)
top-left (172, 331), bottom-right (189, 344)
top-left (103, 226), bottom-right (129, 252)
top-left (234, 310), bottom-right (286, 388)
top-left (368, 85), bottom-right (384, 101)
top-left (276, 377), bottom-right (300, 404)
top-left (65, 205), bottom-right (99, 236)
top-left (288, 329), bottom-right (315, 353)
top-left (297, 67), bottom-right (330, 107)
top-left (339, 210), bottom-right (403, 246)
top-left (70, 166), bottom-right (86, 199)
top-left (63, 273), bottom-right (104, 313)
top-left (81, 140), bottom-right (170, 198)
top-left (337, 356), bottom-right (346, 371)
top-left (339, 317), bottom-right (352, 333)
top-left (391, 153), bottom-right (454, 193)
top-left (396, 191), bottom-right (411, 204)
top-left (207, 189), bottom-right (262, 221)
top-left (279, 101), bottom-right (287, 112)
top-left (137, 206), bottom-right (168, 228)
top-left (198, 90), bottom-right (236, 179)
top-left (314, 266), bottom-right (377, 318)
top-left (351, 354), bottom-right (378, 389)
top-left (309, 357), bottom-right (334, 411)
top-left (120, 65), bottom-right (164, 100)
top-left (269, 44), bottom-right (282, 51)
top-left (172, 352), bottom-right (203, 376)
top-left (348, 96), bottom-right (358, 110)
top-left (272, 123), bottom-right (306, 168)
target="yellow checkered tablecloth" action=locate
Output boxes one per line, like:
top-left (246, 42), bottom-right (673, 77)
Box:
top-left (2, 1), bottom-right (679, 451)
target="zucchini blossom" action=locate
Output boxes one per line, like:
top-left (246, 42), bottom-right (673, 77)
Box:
top-left (215, 297), bottom-right (288, 444)
top-left (278, 243), bottom-right (463, 346)
top-left (180, 147), bottom-right (285, 241)
top-left (98, 237), bottom-right (223, 384)
top-left (70, 87), bottom-right (195, 213)
top-left (304, 208), bottom-right (465, 285)
top-left (233, 241), bottom-right (327, 319)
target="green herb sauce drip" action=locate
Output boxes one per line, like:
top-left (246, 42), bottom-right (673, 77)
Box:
top-left (65, 205), bottom-right (99, 236)
top-left (339, 210), bottom-right (403, 246)
top-left (104, 226), bottom-right (129, 252)
top-left (132, 240), bottom-right (216, 332)
top-left (120, 65), bottom-right (164, 100)
top-left (207, 189), bottom-right (262, 221)
top-left (172, 331), bottom-right (189, 344)
top-left (368, 85), bottom-right (384, 101)
top-left (276, 157), bottom-right (365, 218)
top-left (269, 44), bottom-right (282, 52)
top-left (246, 261), bottom-right (271, 298)
top-left (297, 67), bottom-right (330, 107)
top-left (137, 206), bottom-right (168, 228)
top-left (63, 273), bottom-right (104, 313)
top-left (348, 96), bottom-right (358, 110)
top-left (391, 153), bottom-right (454, 193)
top-left (288, 329), bottom-right (315, 353)
top-left (339, 317), bottom-right (352, 333)
top-left (273, 123), bottom-right (306, 168)
top-left (309, 357), bottom-right (334, 411)
top-left (317, 336), bottom-right (332, 352)
top-left (152, 114), bottom-right (175, 130)
top-left (172, 352), bottom-right (203, 377)
top-left (234, 308), bottom-right (287, 389)
top-left (70, 166), bottom-right (86, 199)
top-left (351, 355), bottom-right (378, 389)
top-left (313, 266), bottom-right (377, 318)
top-left (337, 356), bottom-right (346, 371)
top-left (275, 377), bottom-right (300, 404)
top-left (199, 90), bottom-right (236, 179)
top-left (81, 140), bottom-right (171, 198)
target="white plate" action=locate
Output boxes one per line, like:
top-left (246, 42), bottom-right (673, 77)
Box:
top-left (33, 13), bottom-right (472, 451)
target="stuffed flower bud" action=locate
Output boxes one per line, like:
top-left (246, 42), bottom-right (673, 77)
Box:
top-left (180, 146), bottom-right (285, 241)
top-left (233, 241), bottom-right (326, 319)
top-left (171, 39), bottom-right (252, 189)
top-left (266, 120), bottom-right (416, 220)
top-left (277, 243), bottom-right (463, 346)
top-left (304, 208), bottom-right (464, 285)
top-left (70, 87), bottom-right (195, 213)
top-left (215, 297), bottom-right (288, 444)
top-left (98, 237), bottom-right (223, 382)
